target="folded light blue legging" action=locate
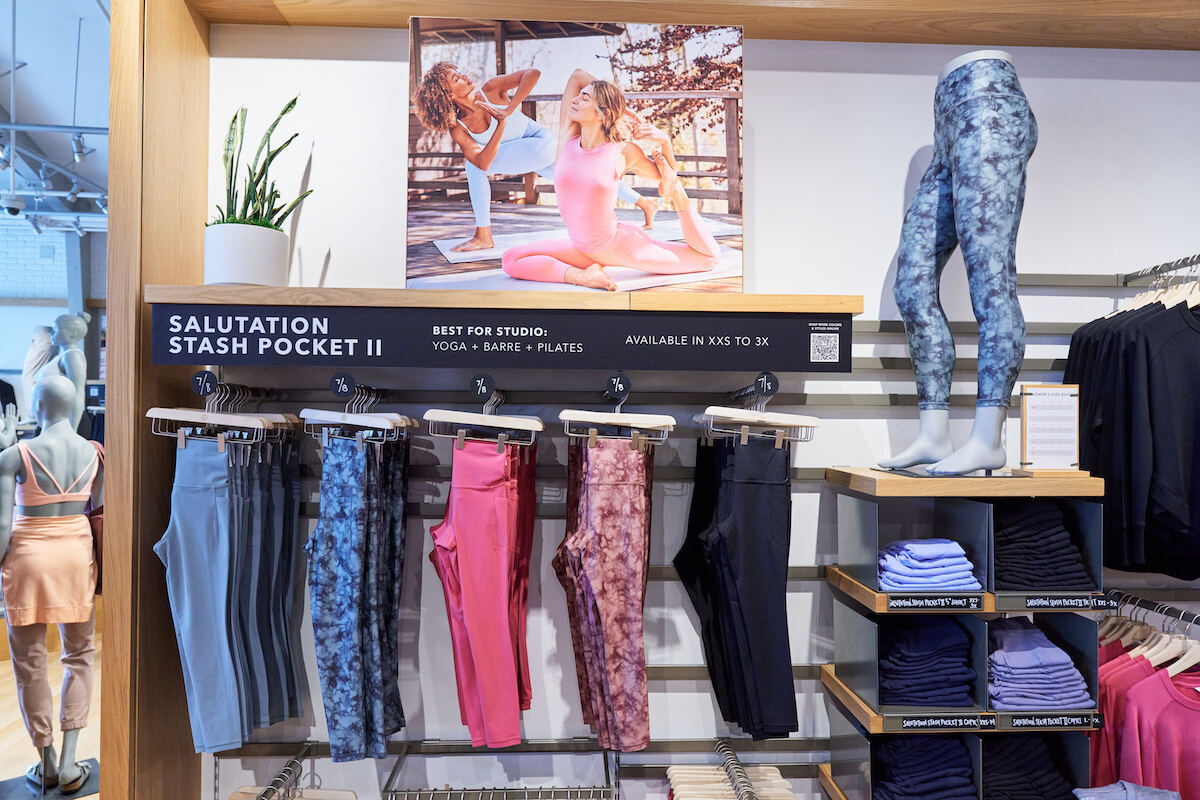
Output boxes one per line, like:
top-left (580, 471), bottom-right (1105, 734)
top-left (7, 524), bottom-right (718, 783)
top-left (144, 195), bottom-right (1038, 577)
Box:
top-left (464, 122), bottom-right (643, 228)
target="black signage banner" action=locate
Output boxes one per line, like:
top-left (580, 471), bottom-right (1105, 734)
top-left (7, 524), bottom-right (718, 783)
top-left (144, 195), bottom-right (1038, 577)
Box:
top-left (151, 304), bottom-right (852, 372)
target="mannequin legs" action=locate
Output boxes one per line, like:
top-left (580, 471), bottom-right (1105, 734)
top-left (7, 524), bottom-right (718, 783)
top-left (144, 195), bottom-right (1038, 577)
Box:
top-left (58, 729), bottom-right (83, 785)
top-left (888, 61), bottom-right (1036, 473)
top-left (878, 409), bottom-right (953, 469)
top-left (8, 616), bottom-right (96, 786)
top-left (928, 406), bottom-right (1008, 475)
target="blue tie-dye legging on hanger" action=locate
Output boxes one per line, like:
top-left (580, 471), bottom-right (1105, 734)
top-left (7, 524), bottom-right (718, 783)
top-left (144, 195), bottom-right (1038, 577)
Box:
top-left (893, 58), bottom-right (1038, 410)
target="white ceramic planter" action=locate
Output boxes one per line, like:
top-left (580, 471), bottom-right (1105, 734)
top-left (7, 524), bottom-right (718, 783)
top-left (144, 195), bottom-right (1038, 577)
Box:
top-left (204, 222), bottom-right (289, 286)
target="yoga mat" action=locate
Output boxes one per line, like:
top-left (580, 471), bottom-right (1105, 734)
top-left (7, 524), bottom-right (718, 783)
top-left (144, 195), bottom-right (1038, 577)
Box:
top-left (0, 759), bottom-right (99, 800)
top-left (431, 214), bottom-right (743, 264)
top-left (407, 245), bottom-right (742, 292)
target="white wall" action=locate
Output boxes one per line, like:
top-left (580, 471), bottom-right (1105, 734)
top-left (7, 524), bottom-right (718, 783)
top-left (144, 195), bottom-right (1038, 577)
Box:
top-left (205, 26), bottom-right (1200, 800)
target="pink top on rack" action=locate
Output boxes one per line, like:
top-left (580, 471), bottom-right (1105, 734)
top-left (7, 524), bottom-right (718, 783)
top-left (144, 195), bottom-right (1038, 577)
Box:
top-left (14, 441), bottom-right (102, 507)
top-left (1093, 655), bottom-right (1154, 787)
top-left (1099, 639), bottom-right (1128, 665)
top-left (1119, 669), bottom-right (1200, 795)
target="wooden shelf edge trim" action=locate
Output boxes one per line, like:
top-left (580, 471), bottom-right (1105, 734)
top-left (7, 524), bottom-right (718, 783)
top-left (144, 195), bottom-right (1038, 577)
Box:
top-left (187, 1), bottom-right (1200, 51)
top-left (818, 764), bottom-right (849, 800)
top-left (825, 566), bottom-right (996, 613)
top-left (821, 664), bottom-right (883, 735)
top-left (824, 466), bottom-right (1105, 498)
top-left (144, 284), bottom-right (864, 314)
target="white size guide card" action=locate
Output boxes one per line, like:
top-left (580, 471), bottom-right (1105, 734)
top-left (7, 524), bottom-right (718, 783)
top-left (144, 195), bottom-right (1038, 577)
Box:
top-left (1020, 384), bottom-right (1079, 470)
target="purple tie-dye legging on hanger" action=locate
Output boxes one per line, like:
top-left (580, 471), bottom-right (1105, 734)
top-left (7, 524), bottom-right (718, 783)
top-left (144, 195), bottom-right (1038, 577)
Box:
top-left (554, 439), bottom-right (654, 752)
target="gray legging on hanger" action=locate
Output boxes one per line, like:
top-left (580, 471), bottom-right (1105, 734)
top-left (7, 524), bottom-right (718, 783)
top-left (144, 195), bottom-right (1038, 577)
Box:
top-left (893, 56), bottom-right (1037, 410)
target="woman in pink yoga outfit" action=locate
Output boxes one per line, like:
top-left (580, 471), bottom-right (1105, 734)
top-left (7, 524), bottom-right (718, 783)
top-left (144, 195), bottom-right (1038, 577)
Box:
top-left (501, 69), bottom-right (722, 291)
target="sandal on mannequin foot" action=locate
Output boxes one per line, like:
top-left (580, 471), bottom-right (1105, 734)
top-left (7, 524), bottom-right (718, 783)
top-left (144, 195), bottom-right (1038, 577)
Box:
top-left (26, 762), bottom-right (59, 791)
top-left (60, 761), bottom-right (92, 795)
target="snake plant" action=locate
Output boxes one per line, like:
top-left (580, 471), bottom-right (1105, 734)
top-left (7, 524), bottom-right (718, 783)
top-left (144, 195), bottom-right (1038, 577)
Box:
top-left (209, 96), bottom-right (313, 230)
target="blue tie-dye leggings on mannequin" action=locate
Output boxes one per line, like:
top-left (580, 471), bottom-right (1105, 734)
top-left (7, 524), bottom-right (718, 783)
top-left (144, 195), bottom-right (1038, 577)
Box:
top-left (893, 58), bottom-right (1037, 410)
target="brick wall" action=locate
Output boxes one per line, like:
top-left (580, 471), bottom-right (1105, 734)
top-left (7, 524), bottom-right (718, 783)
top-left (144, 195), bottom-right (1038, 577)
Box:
top-left (0, 225), bottom-right (68, 298)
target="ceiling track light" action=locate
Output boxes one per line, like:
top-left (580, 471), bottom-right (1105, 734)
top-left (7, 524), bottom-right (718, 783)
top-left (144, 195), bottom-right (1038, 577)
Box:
top-left (95, 195), bottom-right (107, 215)
top-left (28, 215), bottom-right (41, 234)
top-left (72, 217), bottom-right (85, 236)
top-left (71, 132), bottom-right (86, 163)
top-left (38, 164), bottom-right (53, 190)
top-left (66, 182), bottom-right (80, 203)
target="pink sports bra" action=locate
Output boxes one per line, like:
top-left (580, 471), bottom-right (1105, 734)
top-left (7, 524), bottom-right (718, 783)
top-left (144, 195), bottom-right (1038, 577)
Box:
top-left (14, 441), bottom-right (102, 506)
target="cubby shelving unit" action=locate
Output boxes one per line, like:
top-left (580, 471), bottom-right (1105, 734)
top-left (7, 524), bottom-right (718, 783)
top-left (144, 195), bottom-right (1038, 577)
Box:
top-left (820, 467), bottom-right (1105, 800)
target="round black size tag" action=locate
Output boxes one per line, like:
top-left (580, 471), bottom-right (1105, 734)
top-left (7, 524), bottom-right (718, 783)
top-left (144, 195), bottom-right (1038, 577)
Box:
top-left (470, 373), bottom-right (495, 400)
top-left (191, 370), bottom-right (217, 397)
top-left (330, 372), bottom-right (356, 398)
top-left (754, 371), bottom-right (779, 399)
top-left (606, 371), bottom-right (631, 401)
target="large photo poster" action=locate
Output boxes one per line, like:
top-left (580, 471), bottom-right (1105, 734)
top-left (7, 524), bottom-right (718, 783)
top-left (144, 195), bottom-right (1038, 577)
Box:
top-left (406, 18), bottom-right (744, 293)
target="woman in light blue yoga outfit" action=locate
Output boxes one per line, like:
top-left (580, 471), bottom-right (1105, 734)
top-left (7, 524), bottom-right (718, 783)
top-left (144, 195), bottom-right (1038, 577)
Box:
top-left (414, 63), bottom-right (657, 253)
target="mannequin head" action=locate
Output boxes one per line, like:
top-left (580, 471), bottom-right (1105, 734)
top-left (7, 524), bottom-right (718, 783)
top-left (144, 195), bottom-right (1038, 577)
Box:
top-left (31, 375), bottom-right (76, 428)
top-left (51, 312), bottom-right (90, 349)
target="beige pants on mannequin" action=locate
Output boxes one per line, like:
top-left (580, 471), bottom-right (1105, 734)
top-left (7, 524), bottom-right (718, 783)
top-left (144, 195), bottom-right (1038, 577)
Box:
top-left (6, 611), bottom-right (95, 747)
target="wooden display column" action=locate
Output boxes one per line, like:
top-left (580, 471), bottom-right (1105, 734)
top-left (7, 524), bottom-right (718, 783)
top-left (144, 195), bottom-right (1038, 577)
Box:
top-left (106, 1), bottom-right (210, 798)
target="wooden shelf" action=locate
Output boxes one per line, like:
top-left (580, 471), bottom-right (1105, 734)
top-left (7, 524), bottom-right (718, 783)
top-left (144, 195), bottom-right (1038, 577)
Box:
top-left (183, 1), bottom-right (1200, 50)
top-left (821, 664), bottom-right (985, 734)
top-left (817, 764), bottom-right (849, 800)
top-left (821, 663), bottom-right (1101, 734)
top-left (825, 466), bottom-right (1104, 498)
top-left (826, 566), bottom-right (993, 613)
top-left (144, 284), bottom-right (864, 314)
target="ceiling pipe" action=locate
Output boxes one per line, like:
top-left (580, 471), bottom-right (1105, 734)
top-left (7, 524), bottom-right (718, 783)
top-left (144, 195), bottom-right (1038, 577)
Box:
top-left (8, 188), bottom-right (105, 199)
top-left (10, 0), bottom-right (16, 195)
top-left (11, 143), bottom-right (105, 192)
top-left (0, 122), bottom-right (107, 135)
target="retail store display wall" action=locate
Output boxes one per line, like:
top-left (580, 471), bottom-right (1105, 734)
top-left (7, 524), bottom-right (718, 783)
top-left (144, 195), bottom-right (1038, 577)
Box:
top-left (105, 3), bottom-right (1200, 800)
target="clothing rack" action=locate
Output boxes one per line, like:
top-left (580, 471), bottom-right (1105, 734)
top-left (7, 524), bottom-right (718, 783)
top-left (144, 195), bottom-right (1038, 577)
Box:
top-left (1105, 590), bottom-right (1200, 627)
top-left (379, 741), bottom-right (617, 800)
top-left (251, 743), bottom-right (311, 800)
top-left (1119, 252), bottom-right (1200, 285)
top-left (714, 739), bottom-right (759, 800)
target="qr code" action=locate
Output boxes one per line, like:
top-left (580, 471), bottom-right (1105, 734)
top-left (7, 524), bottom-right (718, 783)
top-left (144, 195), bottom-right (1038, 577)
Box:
top-left (810, 333), bottom-right (840, 363)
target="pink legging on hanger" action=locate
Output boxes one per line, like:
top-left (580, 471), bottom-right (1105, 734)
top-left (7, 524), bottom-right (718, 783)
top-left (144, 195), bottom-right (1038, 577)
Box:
top-left (502, 136), bottom-right (722, 283)
top-left (428, 441), bottom-right (535, 748)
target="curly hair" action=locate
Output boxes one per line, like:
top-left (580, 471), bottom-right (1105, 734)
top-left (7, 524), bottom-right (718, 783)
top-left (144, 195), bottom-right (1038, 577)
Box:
top-left (414, 61), bottom-right (462, 132)
top-left (590, 80), bottom-right (628, 143)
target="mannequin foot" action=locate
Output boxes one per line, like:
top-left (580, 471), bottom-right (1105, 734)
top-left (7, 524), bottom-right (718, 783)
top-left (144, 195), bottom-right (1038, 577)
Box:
top-left (27, 746), bottom-right (59, 789)
top-left (878, 434), bottom-right (954, 469)
top-left (635, 197), bottom-right (659, 229)
top-left (927, 441), bottom-right (1007, 475)
top-left (59, 761), bottom-right (91, 794)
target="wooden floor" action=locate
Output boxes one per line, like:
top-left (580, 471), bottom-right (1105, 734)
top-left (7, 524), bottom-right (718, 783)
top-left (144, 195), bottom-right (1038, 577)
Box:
top-left (405, 199), bottom-right (744, 293)
top-left (0, 635), bottom-right (102, 780)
